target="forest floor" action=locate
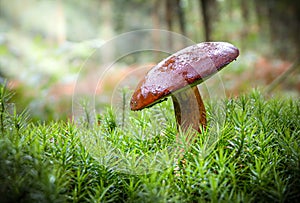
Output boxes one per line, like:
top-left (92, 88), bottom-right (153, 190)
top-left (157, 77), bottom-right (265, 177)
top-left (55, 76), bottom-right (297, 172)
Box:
top-left (1, 84), bottom-right (299, 202)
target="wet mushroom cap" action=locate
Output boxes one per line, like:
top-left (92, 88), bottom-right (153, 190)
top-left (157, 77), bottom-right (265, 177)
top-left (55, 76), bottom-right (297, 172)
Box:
top-left (130, 42), bottom-right (239, 111)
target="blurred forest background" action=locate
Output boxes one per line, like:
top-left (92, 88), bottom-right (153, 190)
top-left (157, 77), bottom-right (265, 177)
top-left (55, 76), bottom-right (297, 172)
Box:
top-left (0, 0), bottom-right (299, 121)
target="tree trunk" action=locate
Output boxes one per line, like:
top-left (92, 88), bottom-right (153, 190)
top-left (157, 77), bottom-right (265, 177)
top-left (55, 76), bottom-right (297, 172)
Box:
top-left (175, 0), bottom-right (187, 46)
top-left (152, 0), bottom-right (161, 61)
top-left (240, 0), bottom-right (249, 23)
top-left (199, 0), bottom-right (218, 41)
top-left (165, 0), bottom-right (174, 50)
top-left (254, 0), bottom-right (300, 60)
top-left (199, 0), bottom-right (210, 41)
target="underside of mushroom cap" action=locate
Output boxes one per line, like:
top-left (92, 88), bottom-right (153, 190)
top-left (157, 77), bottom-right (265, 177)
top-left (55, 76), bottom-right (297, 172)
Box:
top-left (130, 42), bottom-right (239, 111)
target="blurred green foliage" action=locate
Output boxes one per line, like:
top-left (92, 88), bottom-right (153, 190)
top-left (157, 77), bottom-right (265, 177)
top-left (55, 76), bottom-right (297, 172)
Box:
top-left (0, 0), bottom-right (299, 121)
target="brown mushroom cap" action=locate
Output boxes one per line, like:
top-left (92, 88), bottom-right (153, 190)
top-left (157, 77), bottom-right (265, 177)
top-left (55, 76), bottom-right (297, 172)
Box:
top-left (130, 42), bottom-right (239, 111)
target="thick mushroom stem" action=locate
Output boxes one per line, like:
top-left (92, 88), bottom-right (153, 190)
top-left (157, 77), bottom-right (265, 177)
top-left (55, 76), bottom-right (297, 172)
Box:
top-left (171, 86), bottom-right (207, 143)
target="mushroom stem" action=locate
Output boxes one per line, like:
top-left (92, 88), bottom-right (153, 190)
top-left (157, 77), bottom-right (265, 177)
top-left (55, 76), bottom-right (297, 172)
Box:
top-left (171, 86), bottom-right (207, 143)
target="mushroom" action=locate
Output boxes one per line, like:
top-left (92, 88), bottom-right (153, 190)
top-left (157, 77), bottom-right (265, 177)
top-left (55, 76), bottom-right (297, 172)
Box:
top-left (130, 42), bottom-right (239, 143)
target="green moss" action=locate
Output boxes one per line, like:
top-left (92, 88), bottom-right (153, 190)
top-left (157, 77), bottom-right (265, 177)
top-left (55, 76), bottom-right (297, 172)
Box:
top-left (0, 85), bottom-right (299, 202)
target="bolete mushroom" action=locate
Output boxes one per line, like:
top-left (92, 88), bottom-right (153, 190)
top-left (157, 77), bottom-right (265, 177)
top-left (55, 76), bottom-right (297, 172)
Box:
top-left (130, 42), bottom-right (239, 143)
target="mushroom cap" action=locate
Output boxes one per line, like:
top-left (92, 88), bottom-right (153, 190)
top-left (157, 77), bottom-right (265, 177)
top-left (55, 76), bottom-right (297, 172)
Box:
top-left (130, 42), bottom-right (239, 111)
